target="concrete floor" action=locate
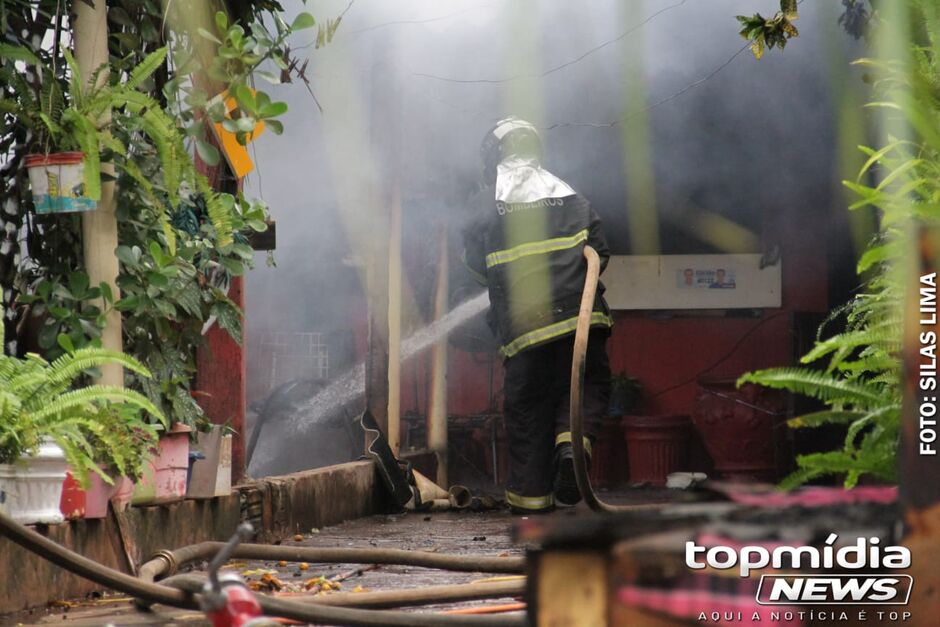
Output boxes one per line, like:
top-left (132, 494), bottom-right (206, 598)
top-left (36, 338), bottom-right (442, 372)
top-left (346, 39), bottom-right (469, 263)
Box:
top-left (8, 509), bottom-right (528, 626)
top-left (6, 487), bottom-right (690, 626)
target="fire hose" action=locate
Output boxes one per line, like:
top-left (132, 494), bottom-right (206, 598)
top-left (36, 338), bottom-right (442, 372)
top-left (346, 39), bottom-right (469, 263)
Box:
top-left (0, 510), bottom-right (524, 626)
top-left (571, 246), bottom-right (656, 513)
top-left (138, 542), bottom-right (524, 583)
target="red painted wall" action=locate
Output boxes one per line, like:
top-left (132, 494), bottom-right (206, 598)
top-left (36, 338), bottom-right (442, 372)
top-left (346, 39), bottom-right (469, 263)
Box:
top-left (400, 234), bottom-right (830, 424)
top-left (195, 276), bottom-right (247, 482)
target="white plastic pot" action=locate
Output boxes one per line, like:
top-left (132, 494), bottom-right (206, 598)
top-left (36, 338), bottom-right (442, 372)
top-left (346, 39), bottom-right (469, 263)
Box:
top-left (0, 439), bottom-right (68, 524)
top-left (0, 464), bottom-right (16, 518)
top-left (25, 152), bottom-right (96, 214)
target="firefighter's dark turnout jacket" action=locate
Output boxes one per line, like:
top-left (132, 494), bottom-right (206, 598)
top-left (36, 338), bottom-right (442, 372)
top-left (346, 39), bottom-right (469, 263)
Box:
top-left (462, 189), bottom-right (613, 356)
top-left (463, 176), bottom-right (613, 511)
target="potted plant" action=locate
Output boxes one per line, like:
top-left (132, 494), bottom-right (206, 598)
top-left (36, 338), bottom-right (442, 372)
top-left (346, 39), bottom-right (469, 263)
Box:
top-left (589, 373), bottom-right (641, 488)
top-left (1, 47), bottom-right (109, 214)
top-left (0, 45), bottom-right (177, 214)
top-left (692, 377), bottom-right (788, 482)
top-left (609, 373), bottom-right (642, 418)
top-left (0, 307), bottom-right (164, 524)
top-left (131, 421), bottom-right (192, 505)
top-left (69, 404), bottom-right (161, 519)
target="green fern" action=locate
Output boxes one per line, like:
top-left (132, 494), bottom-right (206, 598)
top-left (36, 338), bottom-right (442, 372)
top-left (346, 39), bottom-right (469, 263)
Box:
top-left (0, 306), bottom-right (165, 487)
top-left (738, 368), bottom-right (889, 406)
top-left (125, 47), bottom-right (168, 91)
top-left (198, 180), bottom-right (236, 246)
top-left (735, 27), bottom-right (940, 489)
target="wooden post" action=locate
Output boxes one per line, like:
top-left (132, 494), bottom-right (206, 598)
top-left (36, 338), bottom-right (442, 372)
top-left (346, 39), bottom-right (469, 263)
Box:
top-left (387, 183), bottom-right (402, 455)
top-left (534, 551), bottom-right (608, 627)
top-left (73, 0), bottom-right (122, 385)
top-left (363, 38), bottom-right (397, 450)
top-left (186, 4), bottom-right (248, 481)
top-left (428, 227), bottom-right (449, 486)
top-left (365, 227), bottom-right (389, 443)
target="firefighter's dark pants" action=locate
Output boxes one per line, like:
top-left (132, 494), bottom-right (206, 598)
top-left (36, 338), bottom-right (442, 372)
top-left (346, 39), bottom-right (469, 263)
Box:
top-left (503, 330), bottom-right (611, 510)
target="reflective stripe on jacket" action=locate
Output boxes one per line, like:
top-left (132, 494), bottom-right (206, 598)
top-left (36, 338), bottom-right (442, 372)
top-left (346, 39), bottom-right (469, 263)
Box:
top-left (462, 187), bottom-right (612, 358)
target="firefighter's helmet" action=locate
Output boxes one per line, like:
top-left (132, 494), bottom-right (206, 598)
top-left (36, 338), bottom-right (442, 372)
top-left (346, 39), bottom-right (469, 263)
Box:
top-left (480, 116), bottom-right (542, 183)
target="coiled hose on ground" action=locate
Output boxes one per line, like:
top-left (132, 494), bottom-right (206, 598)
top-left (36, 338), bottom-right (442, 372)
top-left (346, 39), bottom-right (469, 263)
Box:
top-left (0, 510), bottom-right (524, 626)
top-left (571, 246), bottom-right (654, 513)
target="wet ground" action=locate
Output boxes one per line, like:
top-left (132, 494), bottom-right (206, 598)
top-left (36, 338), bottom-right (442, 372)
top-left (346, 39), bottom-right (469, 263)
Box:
top-left (6, 487), bottom-right (685, 626)
top-left (5, 509), bottom-right (526, 626)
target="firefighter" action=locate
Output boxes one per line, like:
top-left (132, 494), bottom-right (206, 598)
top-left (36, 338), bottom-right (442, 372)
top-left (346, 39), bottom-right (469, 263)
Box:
top-left (462, 116), bottom-right (613, 514)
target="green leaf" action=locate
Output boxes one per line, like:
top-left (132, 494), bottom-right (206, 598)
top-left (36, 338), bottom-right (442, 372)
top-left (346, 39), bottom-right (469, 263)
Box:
top-left (255, 70), bottom-right (282, 85)
top-left (219, 257), bottom-right (245, 276)
top-left (145, 271), bottom-right (169, 288)
top-left (856, 243), bottom-right (892, 274)
top-left (68, 272), bottom-right (90, 299)
top-left (57, 334), bottom-right (76, 355)
top-left (197, 28), bottom-right (222, 45)
top-left (265, 119), bottom-right (284, 135)
top-left (233, 83), bottom-right (257, 113)
top-left (99, 282), bottom-right (113, 305)
top-left (787, 411), bottom-right (865, 429)
top-left (126, 47), bottom-right (168, 91)
top-left (177, 284), bottom-right (204, 317)
top-left (59, 111), bottom-right (101, 200)
top-left (215, 10), bottom-right (229, 32)
top-left (234, 116), bottom-right (256, 133)
top-left (737, 368), bottom-right (886, 406)
top-left (291, 12), bottom-right (316, 31)
top-left (260, 101), bottom-right (288, 118)
top-left (0, 43), bottom-right (40, 65)
top-left (114, 295), bottom-right (140, 312)
top-left (115, 245), bottom-right (140, 267)
top-left (38, 321), bottom-right (61, 349)
top-left (195, 140), bottom-right (221, 166)
top-left (212, 303), bottom-right (243, 345)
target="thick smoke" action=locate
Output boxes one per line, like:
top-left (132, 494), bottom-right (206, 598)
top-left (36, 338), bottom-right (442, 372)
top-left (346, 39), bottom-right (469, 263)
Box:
top-left (242, 0), bottom-right (863, 475)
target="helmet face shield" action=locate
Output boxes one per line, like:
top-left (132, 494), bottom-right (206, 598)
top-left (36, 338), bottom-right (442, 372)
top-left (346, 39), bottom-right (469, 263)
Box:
top-left (480, 116), bottom-right (542, 183)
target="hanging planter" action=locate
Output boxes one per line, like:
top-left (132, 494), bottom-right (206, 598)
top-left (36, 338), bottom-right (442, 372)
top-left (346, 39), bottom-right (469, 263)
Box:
top-left (24, 152), bottom-right (97, 214)
top-left (0, 439), bottom-right (68, 525)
